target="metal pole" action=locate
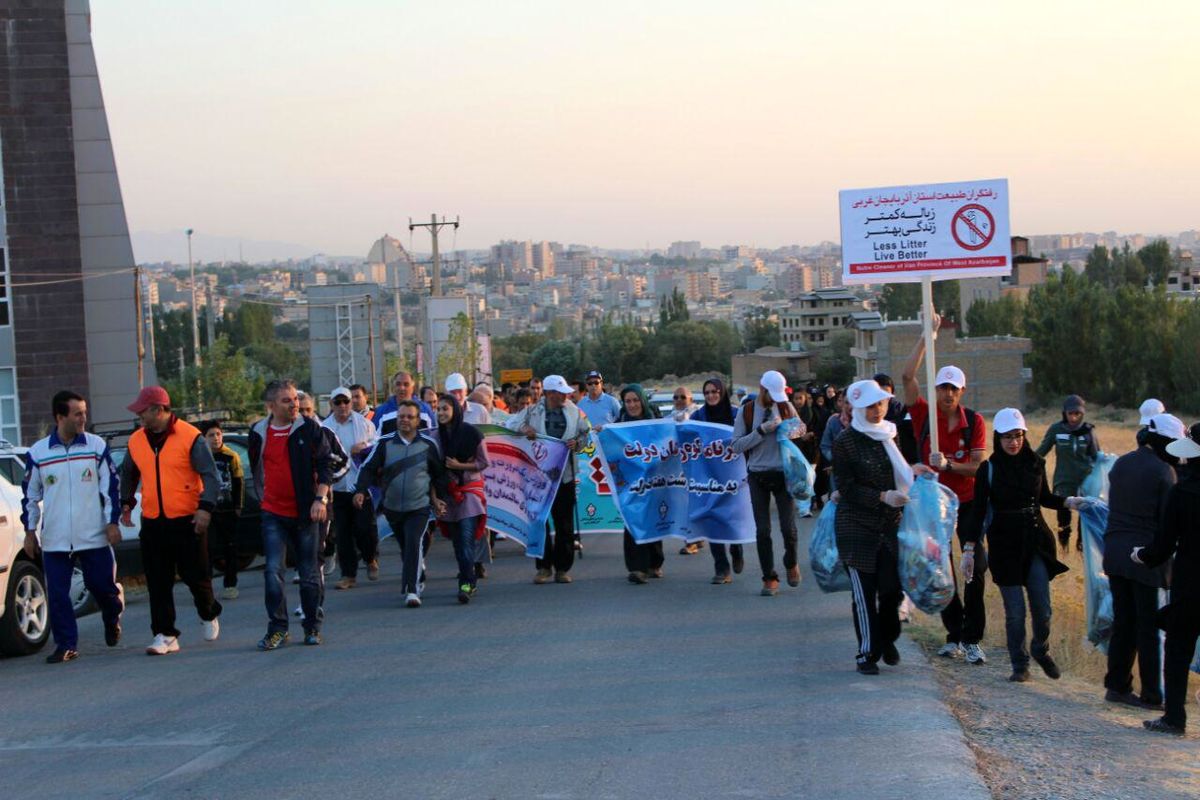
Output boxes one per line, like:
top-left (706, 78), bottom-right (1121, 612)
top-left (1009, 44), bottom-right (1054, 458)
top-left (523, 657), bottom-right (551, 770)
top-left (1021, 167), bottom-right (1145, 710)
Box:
top-left (430, 213), bottom-right (440, 297)
top-left (367, 294), bottom-right (379, 404)
top-left (388, 235), bottom-right (404, 370)
top-left (921, 276), bottom-right (939, 455)
top-left (187, 229), bottom-right (200, 367)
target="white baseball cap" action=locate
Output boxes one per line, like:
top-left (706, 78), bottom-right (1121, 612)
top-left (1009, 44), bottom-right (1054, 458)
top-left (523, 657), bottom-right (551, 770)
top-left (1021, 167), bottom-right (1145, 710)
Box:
top-left (1166, 424), bottom-right (1200, 459)
top-left (1139, 398), bottom-right (1165, 426)
top-left (542, 375), bottom-right (572, 395)
top-left (935, 365), bottom-right (966, 389)
top-left (1147, 413), bottom-right (1187, 441)
top-left (330, 386), bottom-right (351, 401)
top-left (846, 379), bottom-right (893, 409)
top-left (759, 370), bottom-right (789, 403)
top-left (445, 373), bottom-right (468, 392)
top-left (993, 408), bottom-right (1027, 434)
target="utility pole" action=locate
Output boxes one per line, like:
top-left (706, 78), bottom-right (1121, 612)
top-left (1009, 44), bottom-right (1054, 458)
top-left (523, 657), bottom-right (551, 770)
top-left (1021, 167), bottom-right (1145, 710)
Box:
top-left (205, 285), bottom-right (217, 352)
top-left (382, 233), bottom-right (404, 371)
top-left (187, 228), bottom-right (200, 368)
top-left (366, 294), bottom-right (379, 404)
top-left (134, 266), bottom-right (145, 388)
top-left (408, 214), bottom-right (459, 298)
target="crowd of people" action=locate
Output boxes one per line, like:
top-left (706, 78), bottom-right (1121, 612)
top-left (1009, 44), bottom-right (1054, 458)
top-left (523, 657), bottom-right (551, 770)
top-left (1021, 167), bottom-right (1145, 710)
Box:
top-left (17, 323), bottom-right (1199, 737)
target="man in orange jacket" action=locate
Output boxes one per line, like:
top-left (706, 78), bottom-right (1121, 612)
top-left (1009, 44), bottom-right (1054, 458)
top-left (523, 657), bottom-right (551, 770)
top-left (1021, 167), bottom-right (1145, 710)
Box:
top-left (119, 386), bottom-right (223, 656)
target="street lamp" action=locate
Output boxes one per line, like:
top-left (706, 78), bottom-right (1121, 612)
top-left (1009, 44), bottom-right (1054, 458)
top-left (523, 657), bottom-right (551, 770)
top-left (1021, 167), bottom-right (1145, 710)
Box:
top-left (187, 228), bottom-right (200, 369)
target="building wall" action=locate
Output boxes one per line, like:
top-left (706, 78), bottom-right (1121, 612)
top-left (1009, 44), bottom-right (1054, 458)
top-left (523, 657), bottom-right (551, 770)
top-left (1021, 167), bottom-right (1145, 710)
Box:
top-left (0, 2), bottom-right (90, 444)
top-left (732, 347), bottom-right (814, 390)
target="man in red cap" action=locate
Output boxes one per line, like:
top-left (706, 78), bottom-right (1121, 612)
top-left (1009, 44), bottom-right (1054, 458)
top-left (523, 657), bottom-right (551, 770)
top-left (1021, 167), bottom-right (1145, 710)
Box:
top-left (119, 386), bottom-right (223, 656)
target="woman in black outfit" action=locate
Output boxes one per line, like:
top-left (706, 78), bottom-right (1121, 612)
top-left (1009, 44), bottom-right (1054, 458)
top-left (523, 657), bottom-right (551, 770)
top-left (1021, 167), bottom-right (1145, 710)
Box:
top-left (691, 378), bottom-right (746, 583)
top-left (618, 384), bottom-right (666, 584)
top-left (963, 408), bottom-right (1069, 682)
top-left (832, 379), bottom-right (915, 675)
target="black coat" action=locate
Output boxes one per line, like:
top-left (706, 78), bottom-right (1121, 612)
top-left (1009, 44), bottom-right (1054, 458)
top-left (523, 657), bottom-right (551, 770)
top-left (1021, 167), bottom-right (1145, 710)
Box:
top-left (832, 428), bottom-right (902, 573)
top-left (1142, 474), bottom-right (1200, 621)
top-left (964, 451), bottom-right (1068, 587)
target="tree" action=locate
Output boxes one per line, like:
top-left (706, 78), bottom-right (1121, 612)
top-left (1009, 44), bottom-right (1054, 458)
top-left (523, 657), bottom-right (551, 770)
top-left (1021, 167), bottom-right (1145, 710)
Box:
top-left (228, 303), bottom-right (275, 349)
top-left (1084, 245), bottom-right (1113, 288)
top-left (742, 313), bottom-right (780, 352)
top-left (1022, 267), bottom-right (1112, 404)
top-left (658, 288), bottom-right (690, 327)
top-left (492, 332), bottom-right (550, 375)
top-left (814, 331), bottom-right (856, 387)
top-left (965, 294), bottom-right (1025, 337)
top-left (164, 335), bottom-right (264, 419)
top-left (589, 322), bottom-right (645, 385)
top-left (1137, 239), bottom-right (1173, 286)
top-left (878, 280), bottom-right (960, 323)
top-left (435, 313), bottom-right (480, 388)
top-left (530, 340), bottom-right (578, 379)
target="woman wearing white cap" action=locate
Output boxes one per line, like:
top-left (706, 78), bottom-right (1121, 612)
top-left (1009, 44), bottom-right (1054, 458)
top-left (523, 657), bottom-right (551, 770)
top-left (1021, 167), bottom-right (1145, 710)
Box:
top-left (965, 409), bottom-right (1069, 682)
top-left (731, 370), bottom-right (805, 596)
top-left (831, 379), bottom-right (914, 674)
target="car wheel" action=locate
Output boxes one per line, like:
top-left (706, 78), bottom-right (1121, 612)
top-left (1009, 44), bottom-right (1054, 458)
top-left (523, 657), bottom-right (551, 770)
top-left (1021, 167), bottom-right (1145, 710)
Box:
top-left (0, 559), bottom-right (51, 656)
top-left (70, 566), bottom-right (99, 618)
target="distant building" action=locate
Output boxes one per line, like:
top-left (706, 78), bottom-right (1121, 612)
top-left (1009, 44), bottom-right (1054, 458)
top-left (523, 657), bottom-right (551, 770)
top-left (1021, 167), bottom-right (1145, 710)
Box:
top-left (532, 241), bottom-right (555, 277)
top-left (958, 236), bottom-right (1049, 333)
top-left (732, 346), bottom-right (815, 391)
top-left (491, 240), bottom-right (533, 271)
top-left (307, 284), bottom-right (386, 400)
top-left (779, 288), bottom-right (868, 350)
top-left (848, 314), bottom-right (1033, 412)
top-left (667, 241), bottom-right (702, 260)
top-left (1165, 250), bottom-right (1197, 297)
top-left (778, 264), bottom-right (814, 298)
top-left (722, 245), bottom-right (755, 261)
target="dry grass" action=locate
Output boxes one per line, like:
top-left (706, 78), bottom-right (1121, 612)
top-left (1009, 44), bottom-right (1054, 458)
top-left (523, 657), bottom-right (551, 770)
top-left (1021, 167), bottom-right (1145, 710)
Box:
top-left (909, 411), bottom-right (1198, 699)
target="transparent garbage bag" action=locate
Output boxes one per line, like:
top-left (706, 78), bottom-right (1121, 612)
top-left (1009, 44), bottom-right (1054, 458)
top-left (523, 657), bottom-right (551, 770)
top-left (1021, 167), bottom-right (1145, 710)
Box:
top-left (1080, 453), bottom-right (1117, 503)
top-left (808, 501), bottom-right (850, 593)
top-left (1079, 500), bottom-right (1113, 653)
top-left (777, 418), bottom-right (815, 515)
top-left (897, 475), bottom-right (958, 615)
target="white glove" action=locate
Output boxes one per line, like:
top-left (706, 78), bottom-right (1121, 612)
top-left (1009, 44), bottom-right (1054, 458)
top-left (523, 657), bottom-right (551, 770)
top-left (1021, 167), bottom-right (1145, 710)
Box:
top-left (881, 490), bottom-right (909, 508)
top-left (1130, 546), bottom-right (1145, 565)
top-left (961, 550), bottom-right (976, 583)
top-left (929, 452), bottom-right (947, 471)
top-left (1064, 497), bottom-right (1088, 511)
top-left (830, 491), bottom-right (841, 504)
top-left (760, 417), bottom-right (781, 434)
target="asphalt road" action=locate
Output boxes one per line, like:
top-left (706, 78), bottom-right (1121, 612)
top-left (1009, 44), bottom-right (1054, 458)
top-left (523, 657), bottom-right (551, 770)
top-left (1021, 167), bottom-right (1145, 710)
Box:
top-left (2, 519), bottom-right (991, 800)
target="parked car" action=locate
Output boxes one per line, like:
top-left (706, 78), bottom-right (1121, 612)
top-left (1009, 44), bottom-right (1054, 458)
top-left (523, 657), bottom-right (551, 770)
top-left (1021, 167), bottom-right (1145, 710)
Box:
top-left (0, 460), bottom-right (49, 656)
top-left (649, 391), bottom-right (705, 417)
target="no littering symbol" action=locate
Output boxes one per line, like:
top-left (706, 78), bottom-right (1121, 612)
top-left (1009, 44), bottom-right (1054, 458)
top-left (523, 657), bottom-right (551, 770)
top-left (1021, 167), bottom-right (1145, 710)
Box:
top-left (951, 204), bottom-right (995, 251)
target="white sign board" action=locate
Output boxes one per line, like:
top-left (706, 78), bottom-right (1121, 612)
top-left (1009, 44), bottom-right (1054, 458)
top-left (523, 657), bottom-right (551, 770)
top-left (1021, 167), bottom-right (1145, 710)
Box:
top-left (839, 178), bottom-right (1011, 285)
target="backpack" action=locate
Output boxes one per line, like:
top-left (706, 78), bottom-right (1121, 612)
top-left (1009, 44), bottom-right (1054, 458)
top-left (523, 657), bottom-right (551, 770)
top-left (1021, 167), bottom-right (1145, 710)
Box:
top-left (916, 406), bottom-right (980, 465)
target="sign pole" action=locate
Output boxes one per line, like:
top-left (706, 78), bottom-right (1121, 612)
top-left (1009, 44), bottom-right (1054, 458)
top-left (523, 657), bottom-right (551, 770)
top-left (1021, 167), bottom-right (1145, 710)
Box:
top-left (921, 275), bottom-right (939, 456)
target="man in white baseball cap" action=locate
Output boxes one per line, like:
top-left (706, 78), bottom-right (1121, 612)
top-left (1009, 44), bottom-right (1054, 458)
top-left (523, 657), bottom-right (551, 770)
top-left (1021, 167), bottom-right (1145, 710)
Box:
top-left (1098, 411), bottom-right (1185, 711)
top-left (445, 372), bottom-right (489, 425)
top-left (901, 313), bottom-right (989, 664)
top-left (1136, 398), bottom-right (1167, 447)
top-left (504, 374), bottom-right (591, 584)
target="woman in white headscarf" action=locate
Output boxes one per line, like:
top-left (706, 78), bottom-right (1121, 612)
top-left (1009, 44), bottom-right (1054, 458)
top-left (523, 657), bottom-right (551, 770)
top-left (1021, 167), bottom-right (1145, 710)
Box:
top-left (831, 379), bottom-right (916, 675)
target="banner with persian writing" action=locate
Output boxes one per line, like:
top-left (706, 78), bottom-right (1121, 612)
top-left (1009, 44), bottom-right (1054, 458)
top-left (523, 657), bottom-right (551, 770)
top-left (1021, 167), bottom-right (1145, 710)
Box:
top-left (573, 435), bottom-right (625, 534)
top-left (478, 425), bottom-right (571, 558)
top-left (595, 420), bottom-right (754, 544)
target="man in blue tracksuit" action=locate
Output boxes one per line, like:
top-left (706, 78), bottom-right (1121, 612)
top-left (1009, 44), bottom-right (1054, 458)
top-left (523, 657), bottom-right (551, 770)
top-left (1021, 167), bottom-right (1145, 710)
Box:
top-left (21, 390), bottom-right (124, 663)
top-left (373, 370), bottom-right (436, 435)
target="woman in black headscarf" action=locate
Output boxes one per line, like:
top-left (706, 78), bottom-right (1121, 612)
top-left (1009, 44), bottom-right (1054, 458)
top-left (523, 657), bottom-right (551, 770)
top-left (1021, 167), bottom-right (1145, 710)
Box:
top-left (963, 408), bottom-right (1068, 683)
top-left (618, 384), bottom-right (666, 584)
top-left (691, 378), bottom-right (745, 583)
top-left (435, 393), bottom-right (489, 604)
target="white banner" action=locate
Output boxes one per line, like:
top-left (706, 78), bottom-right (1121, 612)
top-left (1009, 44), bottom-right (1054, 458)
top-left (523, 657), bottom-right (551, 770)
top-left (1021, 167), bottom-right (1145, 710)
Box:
top-left (839, 178), bottom-right (1011, 284)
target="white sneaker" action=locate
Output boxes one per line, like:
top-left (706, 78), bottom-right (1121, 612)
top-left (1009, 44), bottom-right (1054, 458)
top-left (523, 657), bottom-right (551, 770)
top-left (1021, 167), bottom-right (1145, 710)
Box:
top-left (145, 634), bottom-right (180, 656)
top-left (294, 604), bottom-right (305, 618)
top-left (220, 586), bottom-right (239, 600)
top-left (202, 618), bottom-right (220, 642)
top-left (291, 571), bottom-right (300, 585)
top-left (405, 593), bottom-right (421, 608)
top-left (937, 642), bottom-right (964, 659)
top-left (964, 643), bottom-right (987, 664)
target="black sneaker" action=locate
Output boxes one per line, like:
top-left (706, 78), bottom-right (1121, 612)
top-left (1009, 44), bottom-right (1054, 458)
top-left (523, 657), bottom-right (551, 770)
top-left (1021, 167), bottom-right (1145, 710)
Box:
top-left (732, 552), bottom-right (745, 574)
top-left (46, 648), bottom-right (79, 664)
top-left (475, 563), bottom-right (487, 580)
top-left (257, 631), bottom-right (289, 651)
top-left (882, 643), bottom-right (901, 666)
top-left (1033, 654), bottom-right (1061, 680)
top-left (1143, 717), bottom-right (1185, 736)
top-left (1009, 669), bottom-right (1031, 682)
top-left (856, 661), bottom-right (880, 676)
top-left (1105, 689), bottom-right (1147, 708)
top-left (458, 583), bottom-right (472, 604)
top-left (303, 631), bottom-right (322, 646)
top-left (104, 620), bottom-right (122, 647)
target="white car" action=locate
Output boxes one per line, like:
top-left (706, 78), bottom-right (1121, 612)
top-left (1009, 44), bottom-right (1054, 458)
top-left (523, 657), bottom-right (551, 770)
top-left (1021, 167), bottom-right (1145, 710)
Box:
top-left (0, 463), bottom-right (49, 656)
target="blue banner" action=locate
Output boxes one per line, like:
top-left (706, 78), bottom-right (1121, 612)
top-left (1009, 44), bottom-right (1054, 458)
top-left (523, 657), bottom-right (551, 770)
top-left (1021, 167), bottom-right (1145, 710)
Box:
top-left (478, 425), bottom-right (571, 559)
top-left (574, 435), bottom-right (625, 534)
top-left (595, 420), bottom-right (754, 544)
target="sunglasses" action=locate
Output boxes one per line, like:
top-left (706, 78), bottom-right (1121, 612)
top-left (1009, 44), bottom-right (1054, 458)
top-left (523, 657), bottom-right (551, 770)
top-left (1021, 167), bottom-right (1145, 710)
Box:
top-left (674, 395), bottom-right (688, 400)
top-left (586, 380), bottom-right (601, 386)
top-left (331, 397), bottom-right (350, 405)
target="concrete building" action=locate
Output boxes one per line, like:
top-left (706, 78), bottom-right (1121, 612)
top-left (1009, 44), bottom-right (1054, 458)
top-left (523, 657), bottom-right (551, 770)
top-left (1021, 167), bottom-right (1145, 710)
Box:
top-left (779, 288), bottom-right (868, 350)
top-left (0, 1), bottom-right (152, 443)
top-left (848, 314), bottom-right (1033, 412)
top-left (491, 240), bottom-right (532, 272)
top-left (732, 346), bottom-right (815, 391)
top-left (1165, 251), bottom-right (1197, 297)
top-left (532, 241), bottom-right (555, 277)
top-left (778, 264), bottom-right (814, 298)
top-left (667, 241), bottom-right (701, 260)
top-left (307, 284), bottom-right (386, 401)
top-left (958, 236), bottom-right (1050, 333)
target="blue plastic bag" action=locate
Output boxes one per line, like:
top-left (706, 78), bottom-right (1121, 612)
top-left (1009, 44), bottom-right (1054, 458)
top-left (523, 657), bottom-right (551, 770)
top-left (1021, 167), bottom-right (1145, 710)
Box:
top-left (1080, 453), bottom-right (1117, 503)
top-left (1079, 500), bottom-right (1112, 653)
top-left (896, 475), bottom-right (958, 615)
top-left (808, 501), bottom-right (850, 593)
top-left (1192, 641), bottom-right (1200, 675)
top-left (777, 418), bottom-right (815, 515)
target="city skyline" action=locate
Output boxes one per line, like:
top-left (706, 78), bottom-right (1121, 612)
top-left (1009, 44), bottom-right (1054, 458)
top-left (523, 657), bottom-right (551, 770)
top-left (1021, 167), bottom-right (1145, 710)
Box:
top-left (95, 1), bottom-right (1200, 261)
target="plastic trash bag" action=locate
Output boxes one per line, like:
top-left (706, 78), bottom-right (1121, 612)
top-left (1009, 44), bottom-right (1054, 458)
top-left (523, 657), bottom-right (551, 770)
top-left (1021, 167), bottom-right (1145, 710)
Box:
top-left (1192, 640), bottom-right (1200, 675)
top-left (896, 475), bottom-right (958, 615)
top-left (1080, 453), bottom-right (1117, 503)
top-left (777, 418), bottom-right (815, 515)
top-left (809, 501), bottom-right (850, 593)
top-left (1079, 500), bottom-right (1113, 653)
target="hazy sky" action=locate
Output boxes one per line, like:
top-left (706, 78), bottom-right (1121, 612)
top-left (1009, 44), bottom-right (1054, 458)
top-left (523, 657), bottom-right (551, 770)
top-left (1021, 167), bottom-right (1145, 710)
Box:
top-left (94, 0), bottom-right (1200, 259)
